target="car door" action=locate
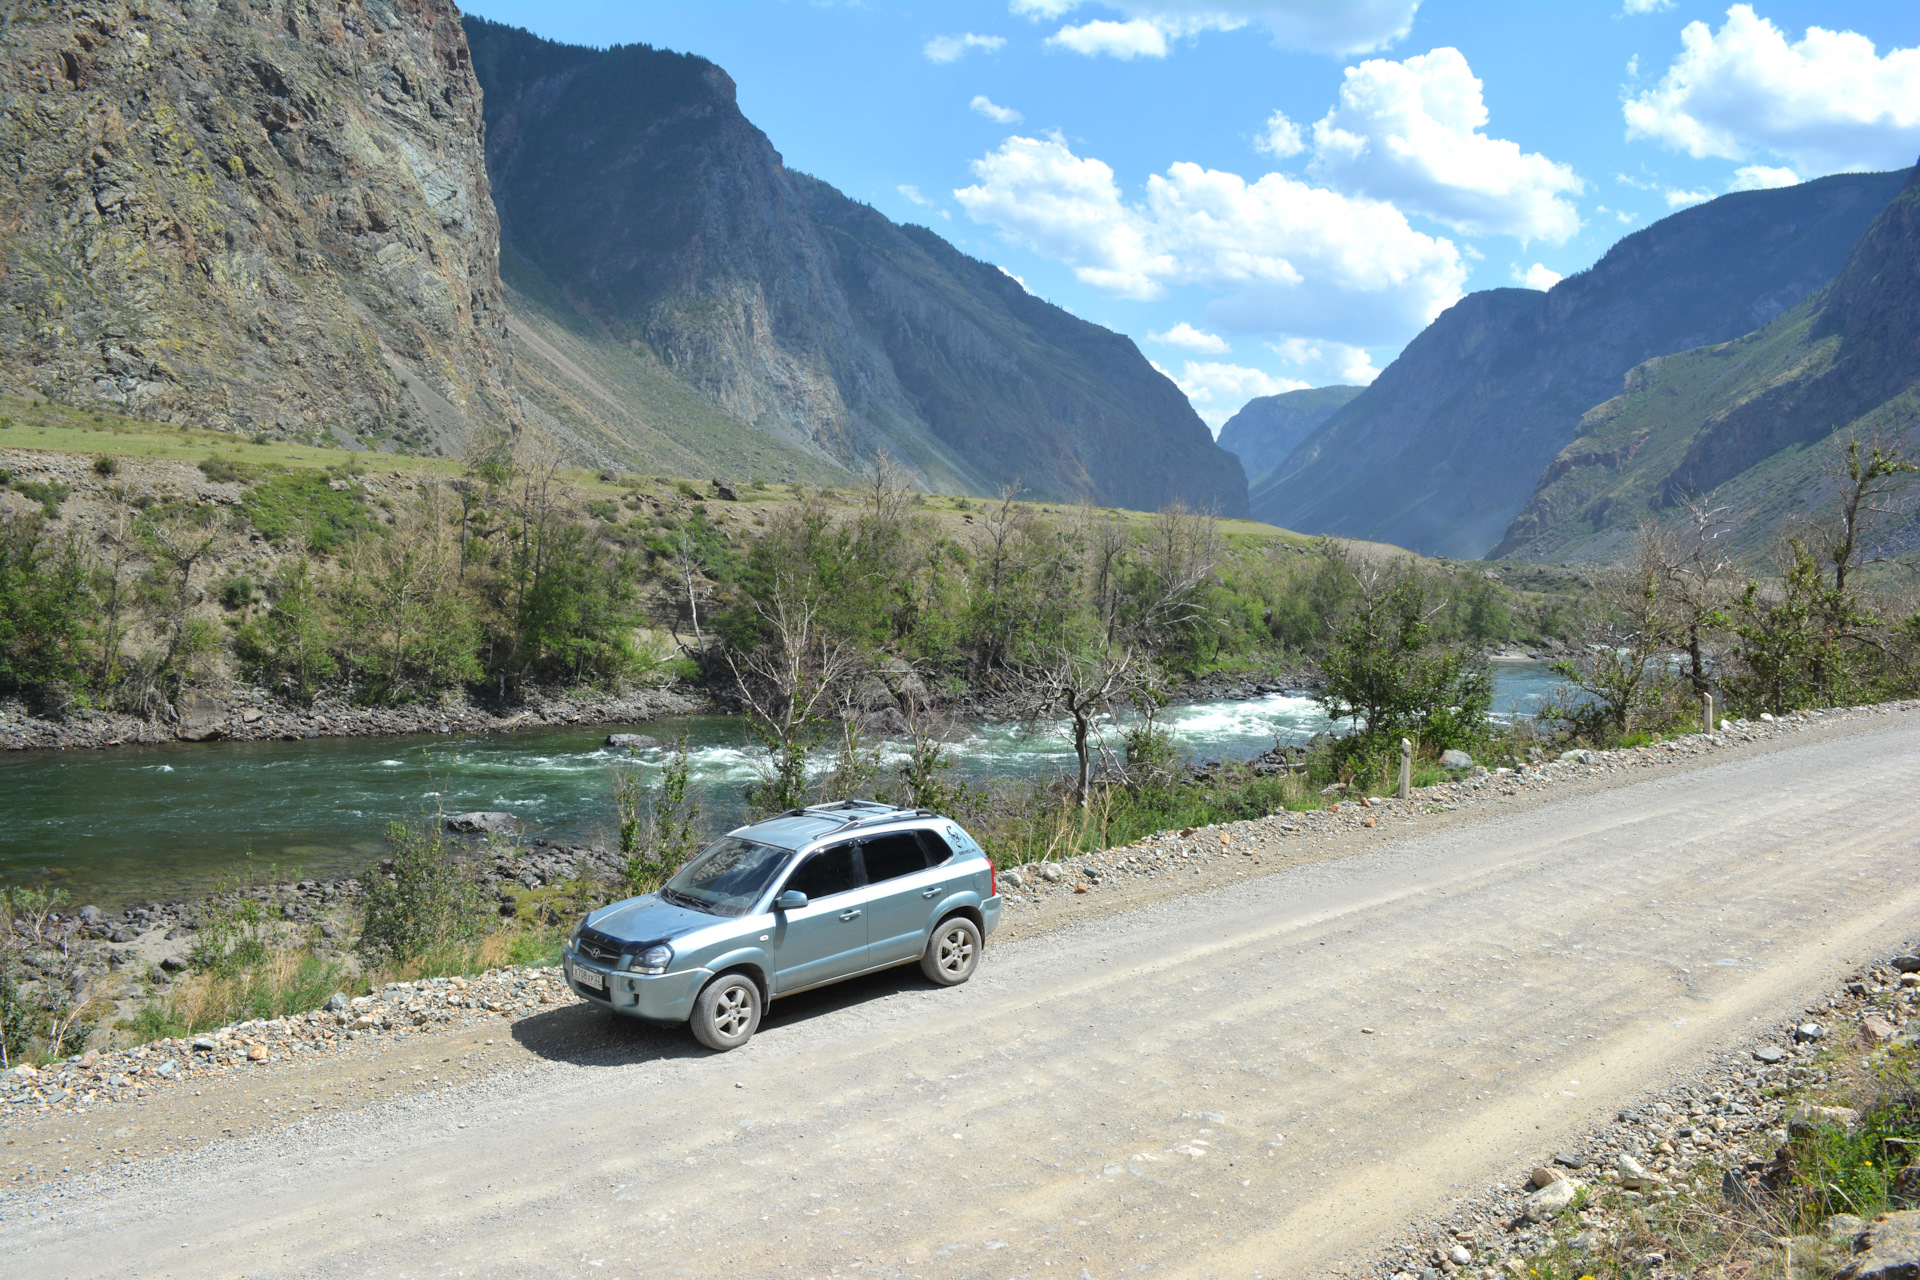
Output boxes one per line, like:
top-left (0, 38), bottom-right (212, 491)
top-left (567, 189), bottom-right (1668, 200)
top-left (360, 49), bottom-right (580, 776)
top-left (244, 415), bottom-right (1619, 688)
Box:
top-left (858, 830), bottom-right (945, 965)
top-left (768, 842), bottom-right (871, 993)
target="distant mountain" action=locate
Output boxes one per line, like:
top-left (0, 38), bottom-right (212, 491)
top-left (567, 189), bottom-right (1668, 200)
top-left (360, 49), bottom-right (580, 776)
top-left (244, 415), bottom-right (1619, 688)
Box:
top-left (1217, 386), bottom-right (1363, 488)
top-left (1249, 169), bottom-right (1911, 558)
top-left (1493, 166), bottom-right (1920, 564)
top-left (464, 18), bottom-right (1247, 514)
top-left (0, 0), bottom-right (518, 447)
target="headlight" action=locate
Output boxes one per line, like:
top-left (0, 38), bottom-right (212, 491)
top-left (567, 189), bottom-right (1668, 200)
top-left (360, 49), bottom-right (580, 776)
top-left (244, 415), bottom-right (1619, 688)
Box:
top-left (632, 944), bottom-right (673, 975)
top-left (569, 917), bottom-right (587, 948)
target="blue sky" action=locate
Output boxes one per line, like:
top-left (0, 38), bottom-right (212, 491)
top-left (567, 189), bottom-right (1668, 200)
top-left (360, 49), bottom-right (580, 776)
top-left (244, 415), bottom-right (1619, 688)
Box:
top-left (461, 0), bottom-right (1920, 430)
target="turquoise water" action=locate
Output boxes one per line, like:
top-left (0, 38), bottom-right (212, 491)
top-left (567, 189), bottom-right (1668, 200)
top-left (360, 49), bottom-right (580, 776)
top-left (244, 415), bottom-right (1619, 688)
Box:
top-left (0, 662), bottom-right (1565, 906)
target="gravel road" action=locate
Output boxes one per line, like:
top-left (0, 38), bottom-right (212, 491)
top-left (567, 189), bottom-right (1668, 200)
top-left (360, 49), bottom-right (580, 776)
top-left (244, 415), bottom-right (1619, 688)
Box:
top-left (5, 715), bottom-right (1918, 1279)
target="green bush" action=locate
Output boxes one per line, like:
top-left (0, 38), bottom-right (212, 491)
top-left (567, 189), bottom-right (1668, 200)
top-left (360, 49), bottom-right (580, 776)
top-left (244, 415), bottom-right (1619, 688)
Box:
top-left (197, 454), bottom-right (260, 485)
top-left (243, 472), bottom-right (369, 553)
top-left (217, 575), bottom-right (255, 610)
top-left (92, 455), bottom-right (117, 477)
top-left (11, 479), bottom-right (70, 518)
top-left (358, 820), bottom-right (490, 963)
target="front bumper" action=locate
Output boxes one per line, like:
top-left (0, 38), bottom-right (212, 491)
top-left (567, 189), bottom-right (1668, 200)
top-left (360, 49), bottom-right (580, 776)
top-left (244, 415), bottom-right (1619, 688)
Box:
top-left (562, 947), bottom-right (707, 1023)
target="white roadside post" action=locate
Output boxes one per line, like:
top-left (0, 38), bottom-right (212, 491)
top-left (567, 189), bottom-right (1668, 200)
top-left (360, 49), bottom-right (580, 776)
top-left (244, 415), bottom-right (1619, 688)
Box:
top-left (1702, 692), bottom-right (1714, 733)
top-left (1398, 737), bottom-right (1412, 801)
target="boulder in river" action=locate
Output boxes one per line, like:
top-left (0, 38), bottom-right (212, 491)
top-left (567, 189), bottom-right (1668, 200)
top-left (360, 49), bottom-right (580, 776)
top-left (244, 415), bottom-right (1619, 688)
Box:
top-left (446, 811), bottom-right (519, 834)
top-left (605, 734), bottom-right (660, 751)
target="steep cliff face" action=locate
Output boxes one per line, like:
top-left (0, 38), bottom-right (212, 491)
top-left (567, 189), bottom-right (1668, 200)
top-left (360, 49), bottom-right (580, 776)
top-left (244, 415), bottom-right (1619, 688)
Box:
top-left (0, 0), bottom-right (518, 447)
top-left (1493, 168), bottom-right (1920, 564)
top-left (1250, 170), bottom-right (1910, 558)
top-left (466, 18), bottom-right (1245, 514)
top-left (1216, 385), bottom-right (1362, 489)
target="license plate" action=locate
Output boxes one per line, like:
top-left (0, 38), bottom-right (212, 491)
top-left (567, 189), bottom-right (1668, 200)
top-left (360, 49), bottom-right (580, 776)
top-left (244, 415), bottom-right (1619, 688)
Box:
top-left (573, 964), bottom-right (605, 992)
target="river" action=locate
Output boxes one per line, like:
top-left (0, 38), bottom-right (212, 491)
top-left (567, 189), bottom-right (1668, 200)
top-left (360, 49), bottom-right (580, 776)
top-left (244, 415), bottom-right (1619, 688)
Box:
top-left (0, 661), bottom-right (1565, 907)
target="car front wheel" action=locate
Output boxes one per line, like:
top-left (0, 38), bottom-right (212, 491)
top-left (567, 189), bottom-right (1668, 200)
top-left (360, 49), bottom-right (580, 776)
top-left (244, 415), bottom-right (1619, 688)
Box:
top-left (690, 973), bottom-right (762, 1051)
top-left (921, 916), bottom-right (981, 987)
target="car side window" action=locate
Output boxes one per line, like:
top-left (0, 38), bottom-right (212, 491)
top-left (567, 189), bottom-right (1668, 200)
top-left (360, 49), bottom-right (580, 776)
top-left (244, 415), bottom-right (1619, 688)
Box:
top-left (916, 828), bottom-right (955, 866)
top-left (862, 833), bottom-right (930, 883)
top-left (784, 843), bottom-right (862, 900)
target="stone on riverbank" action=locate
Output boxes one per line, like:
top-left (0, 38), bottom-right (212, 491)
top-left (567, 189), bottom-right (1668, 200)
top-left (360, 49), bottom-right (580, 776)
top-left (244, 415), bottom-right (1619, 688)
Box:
top-left (605, 734), bottom-right (660, 751)
top-left (446, 812), bottom-right (519, 834)
top-left (1838, 1210), bottom-right (1920, 1280)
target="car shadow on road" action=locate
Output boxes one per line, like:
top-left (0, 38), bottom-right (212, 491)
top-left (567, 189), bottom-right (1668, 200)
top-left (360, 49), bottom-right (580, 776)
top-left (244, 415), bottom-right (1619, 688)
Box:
top-left (510, 964), bottom-right (938, 1065)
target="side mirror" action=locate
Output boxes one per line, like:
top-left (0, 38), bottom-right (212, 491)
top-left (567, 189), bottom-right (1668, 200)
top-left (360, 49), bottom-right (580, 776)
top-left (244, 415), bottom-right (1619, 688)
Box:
top-left (776, 890), bottom-right (808, 912)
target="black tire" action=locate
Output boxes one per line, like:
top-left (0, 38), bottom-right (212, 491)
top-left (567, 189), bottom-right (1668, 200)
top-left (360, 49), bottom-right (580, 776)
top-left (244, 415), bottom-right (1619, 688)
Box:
top-left (920, 916), bottom-right (982, 987)
top-left (690, 973), bottom-right (762, 1051)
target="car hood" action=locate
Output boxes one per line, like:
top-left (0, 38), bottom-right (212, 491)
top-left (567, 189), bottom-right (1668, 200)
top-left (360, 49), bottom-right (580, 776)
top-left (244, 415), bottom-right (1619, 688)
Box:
top-left (586, 894), bottom-right (720, 944)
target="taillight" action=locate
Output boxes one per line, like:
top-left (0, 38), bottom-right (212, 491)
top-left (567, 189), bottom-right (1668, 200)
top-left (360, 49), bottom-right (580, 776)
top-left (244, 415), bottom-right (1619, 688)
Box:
top-left (987, 858), bottom-right (998, 898)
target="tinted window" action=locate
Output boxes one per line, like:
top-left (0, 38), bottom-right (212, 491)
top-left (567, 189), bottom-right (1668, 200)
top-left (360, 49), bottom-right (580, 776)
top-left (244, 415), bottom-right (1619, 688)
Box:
top-left (862, 833), bottom-right (930, 883)
top-left (664, 837), bottom-right (792, 917)
top-left (916, 828), bottom-right (955, 866)
top-left (785, 843), bottom-right (861, 900)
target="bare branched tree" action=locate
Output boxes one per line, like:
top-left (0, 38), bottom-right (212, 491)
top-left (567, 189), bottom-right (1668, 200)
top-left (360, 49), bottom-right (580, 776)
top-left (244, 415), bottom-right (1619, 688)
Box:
top-left (725, 575), bottom-right (864, 813)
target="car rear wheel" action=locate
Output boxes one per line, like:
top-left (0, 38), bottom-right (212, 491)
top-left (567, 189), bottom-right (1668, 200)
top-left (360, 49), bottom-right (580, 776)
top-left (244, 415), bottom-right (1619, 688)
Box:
top-left (690, 973), bottom-right (762, 1051)
top-left (921, 916), bottom-right (981, 987)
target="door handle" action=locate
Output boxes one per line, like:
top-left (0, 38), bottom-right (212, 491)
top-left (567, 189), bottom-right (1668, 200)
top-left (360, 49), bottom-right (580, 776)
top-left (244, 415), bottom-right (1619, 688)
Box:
top-left (921, 887), bottom-right (943, 898)
top-left (839, 910), bottom-right (862, 921)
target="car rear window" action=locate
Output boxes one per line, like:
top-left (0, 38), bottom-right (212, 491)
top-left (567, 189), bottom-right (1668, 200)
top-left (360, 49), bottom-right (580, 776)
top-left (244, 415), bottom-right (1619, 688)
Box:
top-left (916, 828), bottom-right (955, 865)
top-left (862, 833), bottom-right (930, 883)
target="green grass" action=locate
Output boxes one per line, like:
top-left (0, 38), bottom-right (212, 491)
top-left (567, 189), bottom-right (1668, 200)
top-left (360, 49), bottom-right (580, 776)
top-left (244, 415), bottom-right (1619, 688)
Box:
top-left (242, 472), bottom-right (373, 552)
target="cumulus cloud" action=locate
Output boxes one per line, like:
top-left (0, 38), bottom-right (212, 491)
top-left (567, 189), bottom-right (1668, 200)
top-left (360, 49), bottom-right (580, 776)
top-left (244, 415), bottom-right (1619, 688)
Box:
top-left (1256, 110), bottom-right (1307, 157)
top-left (1511, 262), bottom-right (1563, 290)
top-left (1624, 5), bottom-right (1920, 174)
top-left (897, 184), bottom-right (933, 206)
top-left (1020, 1), bottom-right (1421, 59)
top-left (953, 132), bottom-right (1466, 342)
top-left (1729, 163), bottom-right (1799, 190)
top-left (924, 33), bottom-right (1007, 63)
top-left (1267, 337), bottom-right (1380, 384)
top-left (1621, 0), bottom-right (1673, 14)
top-left (1665, 188), bottom-right (1714, 208)
top-left (1167, 361), bottom-right (1311, 429)
top-left (1305, 47), bottom-right (1585, 243)
top-left (1149, 322), bottom-right (1231, 353)
top-left (970, 95), bottom-right (1023, 124)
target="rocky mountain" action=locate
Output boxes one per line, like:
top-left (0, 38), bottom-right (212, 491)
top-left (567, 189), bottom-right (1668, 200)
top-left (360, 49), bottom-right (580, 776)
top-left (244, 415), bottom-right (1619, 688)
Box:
top-left (0, 0), bottom-right (518, 448)
top-left (1492, 166), bottom-right (1920, 564)
top-left (1249, 169), bottom-right (1911, 559)
top-left (464, 17), bottom-right (1246, 514)
top-left (1216, 386), bottom-right (1362, 489)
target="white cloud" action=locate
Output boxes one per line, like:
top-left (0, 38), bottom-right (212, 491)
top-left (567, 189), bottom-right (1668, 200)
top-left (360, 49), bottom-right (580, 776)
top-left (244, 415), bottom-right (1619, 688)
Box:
top-left (1049, 18), bottom-right (1169, 59)
top-left (1022, 1), bottom-right (1421, 59)
top-left (970, 95), bottom-right (1024, 124)
top-left (1624, 5), bottom-right (1920, 173)
top-left (1256, 110), bottom-right (1307, 157)
top-left (953, 132), bottom-right (1467, 342)
top-left (998, 265), bottom-right (1029, 290)
top-left (1267, 337), bottom-right (1380, 384)
top-left (924, 33), bottom-right (1007, 63)
top-left (1621, 0), bottom-right (1673, 14)
top-left (1306, 47), bottom-right (1586, 243)
top-left (1511, 262), bottom-right (1563, 290)
top-left (1729, 163), bottom-right (1799, 190)
top-left (1596, 204), bottom-right (1638, 225)
top-left (1168, 360), bottom-right (1311, 429)
top-left (1665, 187), bottom-right (1714, 208)
top-left (1149, 322), bottom-right (1231, 353)
top-left (897, 184), bottom-right (933, 206)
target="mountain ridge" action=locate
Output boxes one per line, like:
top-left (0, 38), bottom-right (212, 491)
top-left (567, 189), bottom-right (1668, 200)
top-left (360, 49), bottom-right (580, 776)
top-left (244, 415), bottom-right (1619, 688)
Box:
top-left (1217, 386), bottom-right (1363, 489)
top-left (1249, 169), bottom-right (1912, 558)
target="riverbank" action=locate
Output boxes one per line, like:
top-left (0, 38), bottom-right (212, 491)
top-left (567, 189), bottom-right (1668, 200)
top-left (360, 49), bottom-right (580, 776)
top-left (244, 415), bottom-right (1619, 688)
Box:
top-left (4, 698), bottom-right (1914, 1120)
top-left (0, 684), bottom-right (706, 753)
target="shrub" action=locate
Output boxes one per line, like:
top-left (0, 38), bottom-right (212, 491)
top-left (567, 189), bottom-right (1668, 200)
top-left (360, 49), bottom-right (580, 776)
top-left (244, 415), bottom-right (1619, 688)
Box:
top-left (358, 820), bottom-right (490, 963)
top-left (11, 479), bottom-right (71, 518)
top-left (197, 455), bottom-right (260, 485)
top-left (243, 472), bottom-right (369, 553)
top-left (217, 575), bottom-right (255, 610)
top-left (92, 455), bottom-right (117, 477)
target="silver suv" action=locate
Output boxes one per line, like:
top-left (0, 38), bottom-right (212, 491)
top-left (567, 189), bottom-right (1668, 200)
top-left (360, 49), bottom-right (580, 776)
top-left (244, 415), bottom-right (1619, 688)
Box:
top-left (562, 800), bottom-right (1003, 1051)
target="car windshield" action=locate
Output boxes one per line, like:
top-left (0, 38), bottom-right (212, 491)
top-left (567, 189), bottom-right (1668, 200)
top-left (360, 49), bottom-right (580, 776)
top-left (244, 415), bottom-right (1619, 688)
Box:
top-left (661, 836), bottom-right (793, 917)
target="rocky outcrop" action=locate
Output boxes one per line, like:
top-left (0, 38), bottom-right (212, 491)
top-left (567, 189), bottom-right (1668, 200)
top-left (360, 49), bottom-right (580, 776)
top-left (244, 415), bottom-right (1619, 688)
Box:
top-left (1251, 169), bottom-right (1910, 558)
top-left (1216, 385), bottom-right (1363, 489)
top-left (0, 0), bottom-right (518, 448)
top-left (465, 18), bottom-right (1245, 515)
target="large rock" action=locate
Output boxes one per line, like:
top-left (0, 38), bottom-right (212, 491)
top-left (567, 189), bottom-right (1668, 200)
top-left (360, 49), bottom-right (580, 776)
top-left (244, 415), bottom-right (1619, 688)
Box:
top-left (0, 0), bottom-right (518, 446)
top-left (1838, 1210), bottom-right (1920, 1280)
top-left (445, 811), bottom-right (518, 834)
top-left (175, 691), bottom-right (225, 742)
top-left (1439, 749), bottom-right (1474, 770)
top-left (605, 734), bottom-right (660, 751)
top-left (1523, 1178), bottom-right (1579, 1222)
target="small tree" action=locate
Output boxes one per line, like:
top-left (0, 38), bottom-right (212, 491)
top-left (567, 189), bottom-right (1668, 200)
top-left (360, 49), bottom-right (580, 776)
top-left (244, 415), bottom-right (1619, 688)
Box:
top-left (614, 741), bottom-right (703, 895)
top-left (359, 821), bottom-right (489, 963)
top-left (1547, 531), bottom-right (1685, 741)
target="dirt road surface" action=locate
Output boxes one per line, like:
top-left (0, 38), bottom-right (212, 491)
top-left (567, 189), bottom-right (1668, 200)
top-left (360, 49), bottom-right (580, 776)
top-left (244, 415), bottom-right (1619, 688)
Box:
top-left (5, 718), bottom-right (1918, 1279)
